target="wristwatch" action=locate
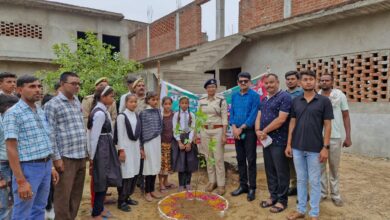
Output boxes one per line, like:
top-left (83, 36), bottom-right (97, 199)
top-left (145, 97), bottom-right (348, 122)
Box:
top-left (323, 145), bottom-right (330, 150)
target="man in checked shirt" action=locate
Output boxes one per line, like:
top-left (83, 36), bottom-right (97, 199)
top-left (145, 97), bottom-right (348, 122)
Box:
top-left (44, 72), bottom-right (88, 220)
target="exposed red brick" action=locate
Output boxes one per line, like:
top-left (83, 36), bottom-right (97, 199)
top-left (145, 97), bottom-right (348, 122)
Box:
top-left (291, 0), bottom-right (353, 16)
top-left (129, 28), bottom-right (147, 60)
top-left (239, 0), bottom-right (284, 33)
top-left (128, 1), bottom-right (209, 61)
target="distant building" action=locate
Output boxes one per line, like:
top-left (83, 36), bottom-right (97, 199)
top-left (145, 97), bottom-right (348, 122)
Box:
top-left (0, 0), bottom-right (146, 75)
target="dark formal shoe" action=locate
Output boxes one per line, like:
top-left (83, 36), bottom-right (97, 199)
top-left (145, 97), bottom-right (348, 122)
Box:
top-left (288, 187), bottom-right (297, 196)
top-left (126, 198), bottom-right (139, 206)
top-left (230, 186), bottom-right (249, 196)
top-left (117, 203), bottom-right (131, 212)
top-left (247, 189), bottom-right (256, 201)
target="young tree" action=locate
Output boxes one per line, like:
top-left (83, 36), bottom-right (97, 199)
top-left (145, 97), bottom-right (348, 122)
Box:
top-left (36, 32), bottom-right (142, 98)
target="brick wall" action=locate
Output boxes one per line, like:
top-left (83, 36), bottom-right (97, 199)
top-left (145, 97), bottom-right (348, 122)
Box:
top-left (150, 16), bottom-right (176, 57)
top-left (297, 50), bottom-right (390, 102)
top-left (179, 3), bottom-right (203, 49)
top-left (239, 0), bottom-right (284, 33)
top-left (129, 28), bottom-right (147, 61)
top-left (129, 0), bottom-right (208, 61)
top-left (291, 0), bottom-right (352, 16)
top-left (239, 0), bottom-right (355, 33)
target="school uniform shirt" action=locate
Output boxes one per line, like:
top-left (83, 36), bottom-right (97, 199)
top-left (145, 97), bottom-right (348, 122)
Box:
top-left (116, 109), bottom-right (140, 179)
top-left (89, 102), bottom-right (113, 160)
top-left (172, 110), bottom-right (195, 142)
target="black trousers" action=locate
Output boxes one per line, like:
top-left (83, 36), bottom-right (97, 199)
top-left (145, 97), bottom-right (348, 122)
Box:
top-left (145, 175), bottom-right (157, 193)
top-left (234, 128), bottom-right (257, 189)
top-left (117, 177), bottom-right (137, 204)
top-left (263, 144), bottom-right (290, 206)
top-left (178, 172), bottom-right (192, 186)
top-left (136, 159), bottom-right (145, 189)
top-left (92, 190), bottom-right (106, 217)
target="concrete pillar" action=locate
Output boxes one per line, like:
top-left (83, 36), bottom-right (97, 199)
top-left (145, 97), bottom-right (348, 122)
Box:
top-left (284, 0), bottom-right (292, 18)
top-left (216, 0), bottom-right (225, 39)
top-left (176, 12), bottom-right (180, 50)
top-left (147, 25), bottom-right (150, 58)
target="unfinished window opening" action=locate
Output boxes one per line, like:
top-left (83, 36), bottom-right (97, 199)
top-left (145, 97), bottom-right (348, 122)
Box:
top-left (103, 34), bottom-right (121, 54)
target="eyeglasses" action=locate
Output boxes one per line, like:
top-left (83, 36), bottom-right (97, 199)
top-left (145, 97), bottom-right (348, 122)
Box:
top-left (65, 82), bottom-right (82, 87)
top-left (238, 80), bottom-right (249, 84)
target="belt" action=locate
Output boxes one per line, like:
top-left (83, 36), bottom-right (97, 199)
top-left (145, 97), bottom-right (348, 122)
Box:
top-left (22, 156), bottom-right (51, 163)
top-left (203, 125), bottom-right (223, 129)
top-left (100, 133), bottom-right (112, 136)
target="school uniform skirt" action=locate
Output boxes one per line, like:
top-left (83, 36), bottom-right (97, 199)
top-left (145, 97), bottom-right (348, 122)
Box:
top-left (93, 134), bottom-right (122, 192)
top-left (142, 135), bottom-right (162, 176)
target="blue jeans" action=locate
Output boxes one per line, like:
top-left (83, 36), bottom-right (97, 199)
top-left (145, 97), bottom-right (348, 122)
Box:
top-left (0, 162), bottom-right (13, 220)
top-left (293, 149), bottom-right (321, 217)
top-left (11, 160), bottom-right (51, 220)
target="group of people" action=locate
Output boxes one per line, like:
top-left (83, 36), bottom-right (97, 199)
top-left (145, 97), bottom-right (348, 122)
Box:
top-left (0, 68), bottom-right (351, 220)
top-left (227, 71), bottom-right (351, 220)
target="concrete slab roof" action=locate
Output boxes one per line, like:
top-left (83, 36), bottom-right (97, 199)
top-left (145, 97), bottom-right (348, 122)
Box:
top-left (0, 0), bottom-right (125, 20)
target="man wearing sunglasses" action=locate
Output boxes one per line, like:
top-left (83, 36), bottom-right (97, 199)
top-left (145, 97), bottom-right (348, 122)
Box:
top-left (230, 72), bottom-right (260, 202)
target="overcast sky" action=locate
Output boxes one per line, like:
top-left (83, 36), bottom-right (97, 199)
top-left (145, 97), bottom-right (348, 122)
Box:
top-left (48, 0), bottom-right (239, 41)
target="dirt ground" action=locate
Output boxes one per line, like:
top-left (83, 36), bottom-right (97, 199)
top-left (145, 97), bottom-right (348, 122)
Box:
top-left (76, 153), bottom-right (390, 220)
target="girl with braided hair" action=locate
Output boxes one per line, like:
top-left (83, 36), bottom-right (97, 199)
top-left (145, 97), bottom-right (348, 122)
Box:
top-left (172, 96), bottom-right (199, 192)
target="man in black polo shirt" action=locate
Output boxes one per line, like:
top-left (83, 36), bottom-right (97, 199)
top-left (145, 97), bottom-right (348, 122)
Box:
top-left (285, 70), bottom-right (333, 220)
top-left (255, 73), bottom-right (291, 213)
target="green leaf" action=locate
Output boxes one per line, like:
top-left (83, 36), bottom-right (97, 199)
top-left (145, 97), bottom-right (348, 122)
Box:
top-left (35, 32), bottom-right (142, 99)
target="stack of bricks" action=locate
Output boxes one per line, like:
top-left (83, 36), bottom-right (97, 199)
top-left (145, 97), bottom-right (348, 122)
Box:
top-left (0, 21), bottom-right (42, 39)
top-left (296, 50), bottom-right (390, 102)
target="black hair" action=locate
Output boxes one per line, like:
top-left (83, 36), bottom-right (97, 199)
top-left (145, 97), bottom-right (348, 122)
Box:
top-left (237, 72), bottom-right (251, 80)
top-left (125, 93), bottom-right (137, 103)
top-left (266, 73), bottom-right (279, 80)
top-left (177, 97), bottom-right (192, 130)
top-left (16, 75), bottom-right (39, 87)
top-left (300, 70), bottom-right (316, 79)
top-left (54, 81), bottom-right (61, 91)
top-left (285, 71), bottom-right (300, 80)
top-left (90, 86), bottom-right (114, 111)
top-left (145, 91), bottom-right (158, 104)
top-left (161, 96), bottom-right (173, 105)
top-left (0, 94), bottom-right (19, 114)
top-left (41, 94), bottom-right (54, 107)
top-left (59, 72), bottom-right (79, 83)
top-left (321, 73), bottom-right (334, 81)
top-left (0, 72), bottom-right (17, 82)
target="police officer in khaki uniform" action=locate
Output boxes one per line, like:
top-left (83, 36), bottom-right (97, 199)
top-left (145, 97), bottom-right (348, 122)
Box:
top-left (198, 79), bottom-right (228, 195)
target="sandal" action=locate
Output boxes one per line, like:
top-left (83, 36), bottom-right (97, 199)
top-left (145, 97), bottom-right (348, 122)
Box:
top-left (117, 203), bottom-right (131, 212)
top-left (260, 199), bottom-right (276, 208)
top-left (101, 209), bottom-right (113, 218)
top-left (269, 203), bottom-right (286, 213)
top-left (160, 186), bottom-right (168, 193)
top-left (165, 183), bottom-right (177, 189)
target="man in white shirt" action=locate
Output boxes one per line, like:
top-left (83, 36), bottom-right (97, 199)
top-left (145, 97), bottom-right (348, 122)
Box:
top-left (319, 74), bottom-right (352, 207)
top-left (119, 75), bottom-right (137, 113)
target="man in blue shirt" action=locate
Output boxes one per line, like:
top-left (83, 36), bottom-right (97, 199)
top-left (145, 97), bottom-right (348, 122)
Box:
top-left (256, 73), bottom-right (291, 213)
top-left (229, 72), bottom-right (260, 202)
top-left (285, 70), bottom-right (303, 196)
top-left (3, 75), bottom-right (55, 220)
